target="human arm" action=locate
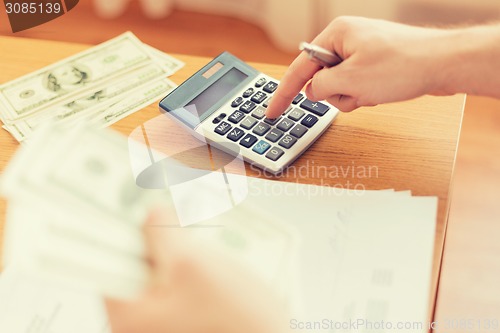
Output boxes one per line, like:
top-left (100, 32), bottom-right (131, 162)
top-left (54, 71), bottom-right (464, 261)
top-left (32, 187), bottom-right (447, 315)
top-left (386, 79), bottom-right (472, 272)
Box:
top-left (266, 16), bottom-right (500, 117)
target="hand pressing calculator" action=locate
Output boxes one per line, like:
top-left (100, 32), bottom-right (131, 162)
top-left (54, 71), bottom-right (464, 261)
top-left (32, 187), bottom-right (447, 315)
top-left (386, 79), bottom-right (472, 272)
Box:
top-left (159, 52), bottom-right (338, 173)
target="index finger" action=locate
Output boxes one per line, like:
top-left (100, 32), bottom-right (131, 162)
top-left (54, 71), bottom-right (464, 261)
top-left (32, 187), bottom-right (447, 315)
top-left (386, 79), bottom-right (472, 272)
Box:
top-left (265, 52), bottom-right (321, 119)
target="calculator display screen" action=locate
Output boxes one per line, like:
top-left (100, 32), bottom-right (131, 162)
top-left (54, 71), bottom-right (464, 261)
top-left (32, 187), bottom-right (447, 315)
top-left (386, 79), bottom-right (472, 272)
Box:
top-left (187, 67), bottom-right (248, 117)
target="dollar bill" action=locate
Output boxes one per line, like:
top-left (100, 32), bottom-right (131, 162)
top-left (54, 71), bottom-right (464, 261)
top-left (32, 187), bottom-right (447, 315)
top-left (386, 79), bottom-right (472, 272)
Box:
top-left (90, 78), bottom-right (176, 127)
top-left (4, 66), bottom-right (176, 141)
top-left (0, 32), bottom-right (162, 122)
top-left (145, 44), bottom-right (185, 75)
top-left (0, 122), bottom-right (300, 302)
top-left (0, 34), bottom-right (184, 142)
top-left (0, 123), bottom-right (163, 298)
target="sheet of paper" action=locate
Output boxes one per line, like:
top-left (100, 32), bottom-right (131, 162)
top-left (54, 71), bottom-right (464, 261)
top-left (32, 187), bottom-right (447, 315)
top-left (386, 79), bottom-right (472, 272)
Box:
top-left (231, 176), bottom-right (437, 331)
top-left (0, 268), bottom-right (110, 333)
top-left (1, 123), bottom-right (438, 332)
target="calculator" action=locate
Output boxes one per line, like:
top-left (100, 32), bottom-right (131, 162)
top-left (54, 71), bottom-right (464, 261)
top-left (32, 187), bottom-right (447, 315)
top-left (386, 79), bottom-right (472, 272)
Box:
top-left (159, 52), bottom-right (338, 174)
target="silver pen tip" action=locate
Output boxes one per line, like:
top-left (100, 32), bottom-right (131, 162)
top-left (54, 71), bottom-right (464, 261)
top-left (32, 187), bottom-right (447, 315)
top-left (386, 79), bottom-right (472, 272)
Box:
top-left (299, 42), bottom-right (309, 51)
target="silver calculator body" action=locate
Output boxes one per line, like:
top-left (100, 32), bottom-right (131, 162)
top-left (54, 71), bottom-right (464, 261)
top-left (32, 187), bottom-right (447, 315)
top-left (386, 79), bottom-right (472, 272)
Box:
top-left (159, 52), bottom-right (338, 174)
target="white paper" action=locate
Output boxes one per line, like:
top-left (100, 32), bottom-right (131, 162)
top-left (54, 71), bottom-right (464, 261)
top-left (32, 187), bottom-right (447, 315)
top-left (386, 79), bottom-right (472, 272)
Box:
top-left (0, 268), bottom-right (110, 333)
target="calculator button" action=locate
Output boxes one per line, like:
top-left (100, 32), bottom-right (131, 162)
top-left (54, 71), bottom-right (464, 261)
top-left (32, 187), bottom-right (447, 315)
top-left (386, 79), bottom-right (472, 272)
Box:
top-left (290, 124), bottom-right (308, 138)
top-left (251, 91), bottom-right (267, 104)
top-left (263, 96), bottom-right (273, 107)
top-left (242, 87), bottom-right (254, 98)
top-left (277, 118), bottom-right (294, 132)
top-left (252, 140), bottom-right (271, 155)
top-left (300, 99), bottom-right (330, 116)
top-left (251, 106), bottom-right (266, 119)
top-left (283, 106), bottom-right (293, 115)
top-left (301, 114), bottom-right (318, 128)
top-left (252, 122), bottom-right (271, 136)
top-left (241, 116), bottom-right (258, 130)
top-left (240, 134), bottom-right (258, 148)
top-left (228, 110), bottom-right (245, 124)
top-left (265, 147), bottom-right (285, 161)
top-left (231, 97), bottom-right (244, 107)
top-left (265, 128), bottom-right (284, 142)
top-left (264, 117), bottom-right (281, 125)
top-left (288, 108), bottom-right (305, 121)
top-left (212, 113), bottom-right (227, 124)
top-left (255, 77), bottom-right (267, 87)
top-left (263, 81), bottom-right (278, 93)
top-left (214, 121), bottom-right (232, 135)
top-left (239, 100), bottom-right (256, 113)
top-left (292, 93), bottom-right (305, 104)
top-left (227, 128), bottom-right (245, 142)
top-left (278, 135), bottom-right (297, 149)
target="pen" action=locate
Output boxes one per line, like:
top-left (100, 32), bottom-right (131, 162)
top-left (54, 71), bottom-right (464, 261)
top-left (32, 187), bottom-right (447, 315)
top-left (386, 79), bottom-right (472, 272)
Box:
top-left (299, 42), bottom-right (343, 68)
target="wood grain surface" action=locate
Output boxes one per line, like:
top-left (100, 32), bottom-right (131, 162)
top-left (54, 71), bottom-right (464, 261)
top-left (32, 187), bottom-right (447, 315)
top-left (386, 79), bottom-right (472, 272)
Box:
top-left (0, 36), bottom-right (465, 323)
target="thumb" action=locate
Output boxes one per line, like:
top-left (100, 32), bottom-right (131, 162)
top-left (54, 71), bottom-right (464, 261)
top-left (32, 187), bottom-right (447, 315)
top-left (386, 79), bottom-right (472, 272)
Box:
top-left (143, 206), bottom-right (180, 269)
top-left (305, 64), bottom-right (351, 102)
top-left (326, 94), bottom-right (359, 112)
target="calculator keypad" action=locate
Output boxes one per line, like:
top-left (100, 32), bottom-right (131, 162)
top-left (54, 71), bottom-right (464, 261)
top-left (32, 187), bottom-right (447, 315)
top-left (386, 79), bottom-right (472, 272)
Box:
top-left (227, 128), bottom-right (245, 141)
top-left (252, 122), bottom-right (271, 136)
top-left (240, 101), bottom-right (256, 113)
top-left (251, 91), bottom-right (267, 104)
top-left (263, 81), bottom-right (278, 93)
top-left (300, 99), bottom-right (330, 116)
top-left (278, 135), bottom-right (297, 149)
top-left (241, 116), bottom-right (257, 130)
top-left (240, 134), bottom-right (258, 148)
top-left (242, 88), bottom-right (254, 98)
top-left (265, 128), bottom-right (284, 142)
top-left (214, 121), bottom-right (232, 135)
top-left (210, 75), bottom-right (333, 166)
top-left (252, 140), bottom-right (271, 155)
top-left (251, 106), bottom-right (266, 119)
top-left (290, 124), bottom-right (308, 138)
top-left (264, 117), bottom-right (281, 126)
top-left (266, 147), bottom-right (284, 161)
top-left (231, 97), bottom-right (244, 107)
top-left (228, 110), bottom-right (245, 124)
top-left (292, 93), bottom-right (304, 105)
top-left (255, 77), bottom-right (267, 87)
top-left (288, 108), bottom-right (305, 121)
top-left (301, 114), bottom-right (318, 128)
top-left (277, 118), bottom-right (294, 132)
top-left (263, 97), bottom-right (272, 108)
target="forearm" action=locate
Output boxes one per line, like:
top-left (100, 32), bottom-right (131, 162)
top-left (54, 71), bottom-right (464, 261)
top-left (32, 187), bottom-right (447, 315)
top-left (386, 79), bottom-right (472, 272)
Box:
top-left (436, 24), bottom-right (500, 98)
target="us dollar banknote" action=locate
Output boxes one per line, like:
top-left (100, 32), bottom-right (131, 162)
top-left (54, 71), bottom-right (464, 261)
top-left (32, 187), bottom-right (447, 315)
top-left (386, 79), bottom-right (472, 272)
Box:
top-left (4, 66), bottom-right (176, 141)
top-left (0, 32), bottom-right (167, 123)
top-left (0, 32), bottom-right (184, 142)
top-left (0, 122), bottom-right (300, 302)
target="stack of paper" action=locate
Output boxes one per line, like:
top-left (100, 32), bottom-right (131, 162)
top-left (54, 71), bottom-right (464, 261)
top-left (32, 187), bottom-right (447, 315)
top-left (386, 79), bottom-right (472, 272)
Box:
top-left (0, 32), bottom-right (183, 142)
top-left (0, 123), bottom-right (438, 333)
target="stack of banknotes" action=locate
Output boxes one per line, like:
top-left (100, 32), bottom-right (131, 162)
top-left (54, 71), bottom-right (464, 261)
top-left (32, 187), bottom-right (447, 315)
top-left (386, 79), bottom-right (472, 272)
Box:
top-left (0, 32), bottom-right (183, 142)
top-left (0, 123), bottom-right (439, 331)
top-left (0, 122), bottom-right (300, 303)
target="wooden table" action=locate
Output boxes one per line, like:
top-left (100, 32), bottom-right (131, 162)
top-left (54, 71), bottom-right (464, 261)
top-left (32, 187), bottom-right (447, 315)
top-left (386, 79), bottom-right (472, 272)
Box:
top-left (0, 36), bottom-right (465, 321)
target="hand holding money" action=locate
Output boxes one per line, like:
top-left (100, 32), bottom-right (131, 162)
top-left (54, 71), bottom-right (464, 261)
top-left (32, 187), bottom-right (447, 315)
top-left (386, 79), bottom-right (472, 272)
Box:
top-left (0, 121), bottom-right (299, 332)
top-left (106, 208), bottom-right (290, 333)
